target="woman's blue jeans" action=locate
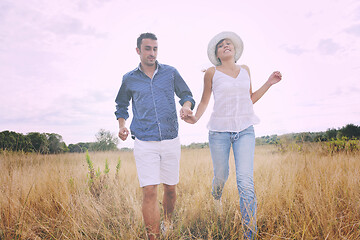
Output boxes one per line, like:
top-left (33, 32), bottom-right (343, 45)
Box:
top-left (208, 125), bottom-right (257, 239)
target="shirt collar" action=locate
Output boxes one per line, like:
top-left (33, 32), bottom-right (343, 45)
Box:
top-left (136, 60), bottom-right (161, 73)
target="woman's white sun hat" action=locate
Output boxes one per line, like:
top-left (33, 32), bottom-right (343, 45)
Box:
top-left (207, 31), bottom-right (244, 66)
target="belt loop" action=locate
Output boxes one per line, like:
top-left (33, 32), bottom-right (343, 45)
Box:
top-left (233, 132), bottom-right (240, 141)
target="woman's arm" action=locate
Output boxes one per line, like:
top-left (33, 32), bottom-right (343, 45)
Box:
top-left (242, 65), bottom-right (282, 104)
top-left (183, 67), bottom-right (215, 124)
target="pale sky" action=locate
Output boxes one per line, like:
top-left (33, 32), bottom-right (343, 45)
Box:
top-left (1, 0), bottom-right (359, 148)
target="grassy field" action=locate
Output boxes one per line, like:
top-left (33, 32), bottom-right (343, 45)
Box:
top-left (0, 143), bottom-right (359, 239)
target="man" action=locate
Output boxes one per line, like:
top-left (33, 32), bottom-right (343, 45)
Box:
top-left (114, 32), bottom-right (195, 239)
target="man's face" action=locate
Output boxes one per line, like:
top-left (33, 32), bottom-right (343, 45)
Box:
top-left (136, 38), bottom-right (158, 67)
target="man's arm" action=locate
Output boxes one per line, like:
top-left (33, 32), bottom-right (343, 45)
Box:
top-left (173, 69), bottom-right (195, 111)
top-left (115, 76), bottom-right (131, 141)
top-left (118, 118), bottom-right (129, 141)
top-left (179, 101), bottom-right (193, 119)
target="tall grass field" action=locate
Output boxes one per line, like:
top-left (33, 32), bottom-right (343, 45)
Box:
top-left (1, 143), bottom-right (359, 239)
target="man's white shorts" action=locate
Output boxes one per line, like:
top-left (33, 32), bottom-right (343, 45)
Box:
top-left (133, 137), bottom-right (181, 187)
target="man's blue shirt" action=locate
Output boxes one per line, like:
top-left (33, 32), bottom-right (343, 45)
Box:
top-left (115, 62), bottom-right (195, 141)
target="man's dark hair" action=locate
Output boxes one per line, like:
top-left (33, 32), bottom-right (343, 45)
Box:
top-left (137, 32), bottom-right (157, 49)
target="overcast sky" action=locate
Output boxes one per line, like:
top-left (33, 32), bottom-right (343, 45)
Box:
top-left (1, 0), bottom-right (359, 148)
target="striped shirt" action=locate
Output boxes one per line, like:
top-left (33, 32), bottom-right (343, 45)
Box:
top-left (115, 62), bottom-right (195, 141)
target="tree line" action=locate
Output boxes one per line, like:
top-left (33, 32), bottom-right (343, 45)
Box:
top-left (2, 124), bottom-right (359, 153)
top-left (256, 124), bottom-right (360, 145)
top-left (0, 129), bottom-right (119, 154)
top-left (68, 129), bottom-right (119, 153)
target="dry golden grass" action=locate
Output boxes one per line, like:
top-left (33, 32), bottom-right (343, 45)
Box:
top-left (0, 144), bottom-right (359, 239)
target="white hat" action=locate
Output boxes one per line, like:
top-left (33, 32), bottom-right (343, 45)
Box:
top-left (207, 31), bottom-right (244, 66)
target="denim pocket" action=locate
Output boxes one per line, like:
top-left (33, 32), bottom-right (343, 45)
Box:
top-left (209, 130), bottom-right (221, 136)
top-left (243, 125), bottom-right (255, 135)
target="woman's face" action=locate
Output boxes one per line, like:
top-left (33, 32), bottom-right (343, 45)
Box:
top-left (215, 38), bottom-right (235, 61)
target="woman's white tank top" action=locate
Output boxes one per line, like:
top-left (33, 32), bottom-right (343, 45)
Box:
top-left (207, 67), bottom-right (260, 132)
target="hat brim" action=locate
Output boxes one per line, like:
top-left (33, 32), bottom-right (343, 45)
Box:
top-left (207, 31), bottom-right (243, 66)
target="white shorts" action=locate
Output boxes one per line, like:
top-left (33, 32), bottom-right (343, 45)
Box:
top-left (133, 137), bottom-right (181, 187)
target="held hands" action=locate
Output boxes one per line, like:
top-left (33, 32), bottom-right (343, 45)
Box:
top-left (180, 105), bottom-right (193, 120)
top-left (182, 114), bottom-right (198, 124)
top-left (180, 106), bottom-right (198, 124)
top-left (118, 127), bottom-right (129, 141)
top-left (267, 71), bottom-right (282, 86)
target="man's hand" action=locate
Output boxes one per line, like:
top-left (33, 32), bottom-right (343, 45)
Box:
top-left (180, 106), bottom-right (192, 120)
top-left (180, 101), bottom-right (193, 120)
top-left (118, 127), bottom-right (129, 141)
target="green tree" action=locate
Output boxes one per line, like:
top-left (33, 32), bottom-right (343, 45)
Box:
top-left (0, 131), bottom-right (16, 150)
top-left (47, 133), bottom-right (67, 154)
top-left (27, 132), bottom-right (49, 153)
top-left (0, 131), bottom-right (32, 152)
top-left (325, 128), bottom-right (338, 140)
top-left (68, 144), bottom-right (81, 153)
top-left (68, 142), bottom-right (91, 153)
top-left (338, 124), bottom-right (360, 139)
top-left (92, 129), bottom-right (119, 151)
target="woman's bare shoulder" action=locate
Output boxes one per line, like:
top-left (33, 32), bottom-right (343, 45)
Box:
top-left (240, 64), bottom-right (250, 71)
top-left (240, 64), bottom-right (251, 76)
top-left (204, 66), bottom-right (216, 77)
top-left (205, 66), bottom-right (215, 73)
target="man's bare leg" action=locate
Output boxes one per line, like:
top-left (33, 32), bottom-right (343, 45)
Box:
top-left (142, 185), bottom-right (160, 240)
top-left (163, 184), bottom-right (176, 223)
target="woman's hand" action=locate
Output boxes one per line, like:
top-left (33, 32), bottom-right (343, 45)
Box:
top-left (267, 71), bottom-right (282, 86)
top-left (182, 114), bottom-right (198, 124)
top-left (180, 105), bottom-right (192, 120)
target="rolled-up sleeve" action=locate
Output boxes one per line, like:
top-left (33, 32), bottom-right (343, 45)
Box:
top-left (114, 77), bottom-right (131, 120)
top-left (173, 69), bottom-right (195, 110)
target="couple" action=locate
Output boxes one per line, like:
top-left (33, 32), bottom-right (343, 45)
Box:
top-left (114, 32), bottom-right (282, 239)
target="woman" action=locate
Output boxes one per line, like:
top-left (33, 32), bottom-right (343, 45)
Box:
top-left (182, 31), bottom-right (282, 239)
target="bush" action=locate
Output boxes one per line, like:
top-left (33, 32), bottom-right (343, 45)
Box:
top-left (326, 137), bottom-right (359, 155)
